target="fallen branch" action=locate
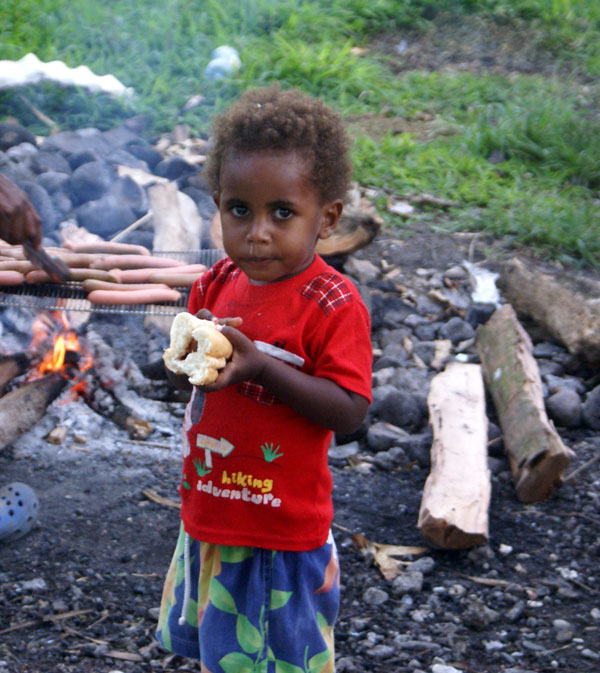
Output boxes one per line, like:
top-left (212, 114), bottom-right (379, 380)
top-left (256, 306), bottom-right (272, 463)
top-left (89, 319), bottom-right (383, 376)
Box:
top-left (418, 362), bottom-right (490, 549)
top-left (499, 256), bottom-right (600, 366)
top-left (477, 304), bottom-right (574, 502)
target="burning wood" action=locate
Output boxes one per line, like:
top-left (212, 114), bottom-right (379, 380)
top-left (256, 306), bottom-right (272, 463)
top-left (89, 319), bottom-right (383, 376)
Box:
top-left (0, 352), bottom-right (30, 396)
top-left (0, 373), bottom-right (68, 451)
top-left (418, 362), bottom-right (490, 549)
top-left (477, 304), bottom-right (575, 502)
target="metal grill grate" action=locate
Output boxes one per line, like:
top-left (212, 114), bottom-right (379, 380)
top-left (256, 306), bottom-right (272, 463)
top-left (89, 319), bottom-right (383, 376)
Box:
top-left (0, 249), bottom-right (225, 316)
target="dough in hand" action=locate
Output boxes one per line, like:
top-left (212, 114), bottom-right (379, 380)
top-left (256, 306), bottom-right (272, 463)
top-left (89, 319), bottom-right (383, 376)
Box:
top-left (163, 312), bottom-right (233, 385)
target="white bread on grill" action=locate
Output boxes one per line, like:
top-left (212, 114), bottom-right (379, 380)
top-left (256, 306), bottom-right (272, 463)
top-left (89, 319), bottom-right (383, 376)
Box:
top-left (163, 312), bottom-right (233, 385)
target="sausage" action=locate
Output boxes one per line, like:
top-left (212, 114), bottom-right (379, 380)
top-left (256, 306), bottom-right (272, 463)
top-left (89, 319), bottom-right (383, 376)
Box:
top-left (82, 279), bottom-right (172, 293)
top-left (25, 268), bottom-right (121, 284)
top-left (146, 272), bottom-right (199, 287)
top-left (49, 252), bottom-right (97, 268)
top-left (109, 267), bottom-right (167, 283)
top-left (90, 254), bottom-right (185, 270)
top-left (66, 268), bottom-right (122, 283)
top-left (87, 288), bottom-right (182, 305)
top-left (0, 270), bottom-right (25, 286)
top-left (63, 241), bottom-right (151, 256)
top-left (152, 263), bottom-right (207, 275)
top-left (0, 260), bottom-right (34, 273)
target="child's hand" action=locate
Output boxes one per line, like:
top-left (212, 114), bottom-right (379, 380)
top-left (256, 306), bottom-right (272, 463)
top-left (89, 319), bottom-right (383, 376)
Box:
top-left (197, 325), bottom-right (267, 393)
top-left (195, 308), bottom-right (243, 329)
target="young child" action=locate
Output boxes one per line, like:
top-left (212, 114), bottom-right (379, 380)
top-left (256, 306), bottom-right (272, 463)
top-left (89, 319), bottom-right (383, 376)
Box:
top-left (157, 84), bottom-right (372, 672)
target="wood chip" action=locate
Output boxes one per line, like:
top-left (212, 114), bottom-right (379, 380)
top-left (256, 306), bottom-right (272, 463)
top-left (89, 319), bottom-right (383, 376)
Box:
top-left (142, 488), bottom-right (180, 509)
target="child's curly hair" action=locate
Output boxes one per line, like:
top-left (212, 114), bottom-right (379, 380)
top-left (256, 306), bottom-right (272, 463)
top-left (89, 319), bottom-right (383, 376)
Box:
top-left (204, 84), bottom-right (351, 203)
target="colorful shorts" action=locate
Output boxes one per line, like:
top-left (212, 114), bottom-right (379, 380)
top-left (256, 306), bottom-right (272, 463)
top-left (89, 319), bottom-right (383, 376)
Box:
top-left (156, 524), bottom-right (340, 673)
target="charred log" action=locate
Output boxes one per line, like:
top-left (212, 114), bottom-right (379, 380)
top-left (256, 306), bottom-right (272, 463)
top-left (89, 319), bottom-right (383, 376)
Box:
top-left (0, 374), bottom-right (68, 450)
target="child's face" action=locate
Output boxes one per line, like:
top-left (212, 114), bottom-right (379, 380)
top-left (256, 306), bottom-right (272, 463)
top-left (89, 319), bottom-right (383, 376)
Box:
top-left (215, 150), bottom-right (342, 284)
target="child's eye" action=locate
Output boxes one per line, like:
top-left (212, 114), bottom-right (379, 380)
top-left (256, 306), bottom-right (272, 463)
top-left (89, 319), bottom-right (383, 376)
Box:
top-left (274, 207), bottom-right (293, 220)
top-left (231, 205), bottom-right (249, 217)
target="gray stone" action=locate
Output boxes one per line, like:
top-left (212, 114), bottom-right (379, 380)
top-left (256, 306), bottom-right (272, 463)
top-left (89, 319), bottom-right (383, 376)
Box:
top-left (582, 385), bottom-right (600, 430)
top-left (6, 142), bottom-right (38, 163)
top-left (367, 421), bottom-right (409, 452)
top-left (536, 358), bottom-right (564, 377)
top-left (329, 441), bottom-right (360, 465)
top-left (19, 181), bottom-right (58, 230)
top-left (370, 384), bottom-right (400, 415)
top-left (392, 571), bottom-right (424, 596)
top-left (366, 644), bottom-right (395, 659)
top-left (36, 171), bottom-right (71, 194)
top-left (377, 342), bottom-right (409, 368)
top-left (344, 257), bottom-right (379, 284)
top-left (394, 432), bottom-right (432, 467)
top-left (546, 389), bottom-right (582, 427)
top-left (461, 596), bottom-right (499, 630)
top-left (465, 302), bottom-right (496, 327)
top-left (544, 374), bottom-right (586, 395)
top-left (410, 556), bottom-right (435, 575)
top-left (380, 327), bottom-right (412, 348)
top-left (413, 341), bottom-right (436, 367)
top-left (69, 160), bottom-right (115, 204)
top-left (75, 195), bottom-right (136, 238)
top-left (438, 317), bottom-right (475, 344)
top-left (415, 322), bottom-right (439, 341)
top-left (533, 341), bottom-right (565, 358)
top-left (31, 150), bottom-right (72, 175)
top-left (379, 388), bottom-right (424, 432)
top-left (363, 587), bottom-right (389, 605)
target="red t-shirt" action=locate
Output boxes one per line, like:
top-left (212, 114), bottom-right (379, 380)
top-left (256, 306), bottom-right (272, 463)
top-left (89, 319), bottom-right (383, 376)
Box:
top-left (179, 255), bottom-right (372, 550)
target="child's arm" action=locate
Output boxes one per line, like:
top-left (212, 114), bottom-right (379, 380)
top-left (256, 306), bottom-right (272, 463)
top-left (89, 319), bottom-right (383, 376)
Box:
top-left (200, 324), bottom-right (369, 434)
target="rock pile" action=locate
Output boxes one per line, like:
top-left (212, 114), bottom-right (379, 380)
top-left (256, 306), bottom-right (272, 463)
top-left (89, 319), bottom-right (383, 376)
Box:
top-left (0, 120), bottom-right (215, 247)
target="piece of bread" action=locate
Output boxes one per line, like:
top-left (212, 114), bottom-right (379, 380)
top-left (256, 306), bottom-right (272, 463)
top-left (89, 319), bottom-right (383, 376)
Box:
top-left (163, 312), bottom-right (233, 385)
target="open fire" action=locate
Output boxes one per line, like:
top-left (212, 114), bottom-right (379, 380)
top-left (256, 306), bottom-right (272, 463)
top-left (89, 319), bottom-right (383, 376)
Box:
top-left (27, 311), bottom-right (93, 384)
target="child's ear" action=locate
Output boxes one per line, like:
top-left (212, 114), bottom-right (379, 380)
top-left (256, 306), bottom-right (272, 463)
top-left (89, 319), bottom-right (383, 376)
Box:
top-left (318, 199), bottom-right (343, 240)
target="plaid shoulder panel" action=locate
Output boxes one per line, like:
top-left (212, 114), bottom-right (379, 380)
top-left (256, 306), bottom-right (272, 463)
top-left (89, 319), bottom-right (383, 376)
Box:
top-left (297, 272), bottom-right (354, 315)
top-left (196, 258), bottom-right (240, 298)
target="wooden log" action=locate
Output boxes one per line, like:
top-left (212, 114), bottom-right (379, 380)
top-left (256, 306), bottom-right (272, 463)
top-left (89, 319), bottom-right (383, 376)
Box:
top-left (0, 352), bottom-right (30, 397)
top-left (149, 182), bottom-right (202, 252)
top-left (477, 304), bottom-right (574, 502)
top-left (417, 362), bottom-right (490, 549)
top-left (499, 256), bottom-right (600, 366)
top-left (0, 374), bottom-right (68, 451)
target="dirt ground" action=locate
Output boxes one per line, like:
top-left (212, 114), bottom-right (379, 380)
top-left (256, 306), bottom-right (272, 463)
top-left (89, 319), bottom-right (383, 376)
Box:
top-left (2, 13), bottom-right (600, 673)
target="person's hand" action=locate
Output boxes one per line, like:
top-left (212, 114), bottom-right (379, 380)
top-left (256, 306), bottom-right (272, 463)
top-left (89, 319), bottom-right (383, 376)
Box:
top-left (197, 325), bottom-right (268, 393)
top-left (0, 174), bottom-right (42, 248)
top-left (195, 308), bottom-right (243, 329)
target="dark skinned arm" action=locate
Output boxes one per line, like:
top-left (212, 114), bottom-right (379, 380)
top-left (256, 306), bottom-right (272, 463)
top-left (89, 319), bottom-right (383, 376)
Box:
top-left (199, 325), bottom-right (369, 435)
top-left (0, 174), bottom-right (42, 248)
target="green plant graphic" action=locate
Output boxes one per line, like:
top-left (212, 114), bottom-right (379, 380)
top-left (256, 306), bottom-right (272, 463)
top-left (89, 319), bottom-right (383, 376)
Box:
top-left (193, 458), bottom-right (212, 477)
top-left (182, 473), bottom-right (191, 490)
top-left (261, 442), bottom-right (284, 462)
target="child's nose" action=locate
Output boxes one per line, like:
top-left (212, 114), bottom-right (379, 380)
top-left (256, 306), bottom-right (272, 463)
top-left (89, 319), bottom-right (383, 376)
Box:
top-left (247, 216), bottom-right (270, 243)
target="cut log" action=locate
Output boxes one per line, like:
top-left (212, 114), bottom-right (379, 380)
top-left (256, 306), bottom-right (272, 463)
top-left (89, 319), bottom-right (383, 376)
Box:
top-left (477, 304), bottom-right (574, 502)
top-left (149, 182), bottom-right (202, 252)
top-left (0, 352), bottom-right (30, 397)
top-left (417, 362), bottom-right (490, 549)
top-left (499, 256), bottom-right (600, 366)
top-left (0, 374), bottom-right (68, 451)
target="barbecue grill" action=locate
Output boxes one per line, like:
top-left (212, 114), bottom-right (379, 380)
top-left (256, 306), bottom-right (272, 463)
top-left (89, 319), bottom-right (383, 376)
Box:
top-left (0, 249), bottom-right (225, 316)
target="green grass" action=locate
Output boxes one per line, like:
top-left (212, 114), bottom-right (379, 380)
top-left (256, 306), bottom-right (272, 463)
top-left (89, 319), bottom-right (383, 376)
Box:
top-left (0, 0), bottom-right (598, 267)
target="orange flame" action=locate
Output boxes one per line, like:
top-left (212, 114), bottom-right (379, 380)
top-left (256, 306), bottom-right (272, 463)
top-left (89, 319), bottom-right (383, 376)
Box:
top-left (28, 311), bottom-right (93, 385)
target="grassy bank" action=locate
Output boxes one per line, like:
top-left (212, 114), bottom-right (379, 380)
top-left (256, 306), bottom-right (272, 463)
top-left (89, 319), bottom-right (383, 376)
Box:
top-left (1, 0), bottom-right (598, 266)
